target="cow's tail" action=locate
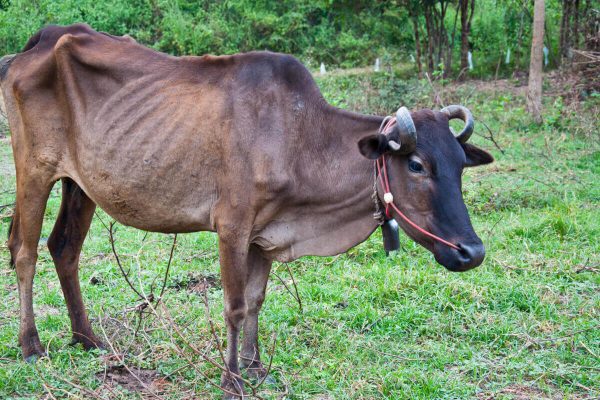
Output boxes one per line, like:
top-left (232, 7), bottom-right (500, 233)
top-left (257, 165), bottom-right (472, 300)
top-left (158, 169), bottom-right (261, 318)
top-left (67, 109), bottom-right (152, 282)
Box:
top-left (0, 54), bottom-right (16, 119)
top-left (7, 214), bottom-right (14, 268)
top-left (0, 54), bottom-right (15, 82)
top-left (1, 54), bottom-right (16, 267)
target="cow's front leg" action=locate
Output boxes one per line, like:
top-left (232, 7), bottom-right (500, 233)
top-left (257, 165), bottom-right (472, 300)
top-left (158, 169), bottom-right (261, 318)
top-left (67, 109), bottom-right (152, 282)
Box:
top-left (217, 226), bottom-right (250, 399)
top-left (240, 246), bottom-right (272, 380)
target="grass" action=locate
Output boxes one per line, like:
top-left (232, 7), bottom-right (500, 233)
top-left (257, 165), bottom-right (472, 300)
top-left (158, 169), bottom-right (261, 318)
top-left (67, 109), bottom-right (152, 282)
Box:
top-left (0, 71), bottom-right (598, 399)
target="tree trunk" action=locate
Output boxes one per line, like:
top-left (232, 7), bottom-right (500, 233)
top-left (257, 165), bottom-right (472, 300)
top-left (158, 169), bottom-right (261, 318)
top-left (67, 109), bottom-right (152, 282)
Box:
top-left (424, 6), bottom-right (435, 73)
top-left (515, 11), bottom-right (525, 70)
top-left (448, 3), bottom-right (460, 78)
top-left (559, 1), bottom-right (567, 60)
top-left (436, 3), bottom-right (446, 70)
top-left (459, 0), bottom-right (474, 78)
top-left (561, 0), bottom-right (574, 61)
top-left (411, 15), bottom-right (423, 77)
top-left (439, 0), bottom-right (451, 77)
top-left (573, 0), bottom-right (580, 49)
top-left (584, 0), bottom-right (594, 49)
top-left (527, 0), bottom-right (545, 124)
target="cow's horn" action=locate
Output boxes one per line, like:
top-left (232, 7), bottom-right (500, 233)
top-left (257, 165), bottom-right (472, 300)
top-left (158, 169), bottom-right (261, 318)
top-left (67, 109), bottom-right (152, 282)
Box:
top-left (441, 105), bottom-right (474, 143)
top-left (393, 106), bottom-right (417, 154)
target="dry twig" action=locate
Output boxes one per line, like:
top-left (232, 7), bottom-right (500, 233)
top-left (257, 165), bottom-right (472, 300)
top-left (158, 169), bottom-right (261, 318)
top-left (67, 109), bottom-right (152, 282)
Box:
top-left (272, 265), bottom-right (303, 313)
top-left (476, 119), bottom-right (505, 154)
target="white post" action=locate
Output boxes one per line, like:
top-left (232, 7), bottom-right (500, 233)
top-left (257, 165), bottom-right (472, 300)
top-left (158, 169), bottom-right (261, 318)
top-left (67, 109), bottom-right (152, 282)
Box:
top-left (467, 51), bottom-right (474, 70)
top-left (505, 48), bottom-right (511, 64)
top-left (374, 58), bottom-right (380, 72)
top-left (320, 62), bottom-right (326, 74)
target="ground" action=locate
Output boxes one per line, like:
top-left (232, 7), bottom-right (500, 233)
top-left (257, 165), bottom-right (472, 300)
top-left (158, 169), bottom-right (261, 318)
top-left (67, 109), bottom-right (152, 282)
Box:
top-left (0, 70), bottom-right (598, 399)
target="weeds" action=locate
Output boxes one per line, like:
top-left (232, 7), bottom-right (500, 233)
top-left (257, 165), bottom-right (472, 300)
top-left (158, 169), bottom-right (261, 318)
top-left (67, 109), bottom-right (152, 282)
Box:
top-left (0, 73), bottom-right (598, 398)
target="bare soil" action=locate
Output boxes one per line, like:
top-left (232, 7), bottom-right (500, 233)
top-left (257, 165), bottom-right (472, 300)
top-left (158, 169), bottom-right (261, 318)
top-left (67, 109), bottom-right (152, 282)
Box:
top-left (96, 365), bottom-right (168, 395)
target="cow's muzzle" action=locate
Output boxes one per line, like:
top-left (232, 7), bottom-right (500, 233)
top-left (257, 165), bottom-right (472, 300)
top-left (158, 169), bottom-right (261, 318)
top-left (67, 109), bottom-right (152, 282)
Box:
top-left (434, 241), bottom-right (485, 272)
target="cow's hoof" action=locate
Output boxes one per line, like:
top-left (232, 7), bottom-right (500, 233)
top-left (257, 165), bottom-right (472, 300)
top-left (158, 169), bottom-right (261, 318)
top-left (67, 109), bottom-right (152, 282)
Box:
top-left (23, 347), bottom-right (47, 363)
top-left (259, 373), bottom-right (277, 385)
top-left (22, 336), bottom-right (47, 363)
top-left (25, 352), bottom-right (49, 363)
top-left (221, 372), bottom-right (244, 399)
top-left (69, 332), bottom-right (107, 351)
top-left (244, 363), bottom-right (275, 383)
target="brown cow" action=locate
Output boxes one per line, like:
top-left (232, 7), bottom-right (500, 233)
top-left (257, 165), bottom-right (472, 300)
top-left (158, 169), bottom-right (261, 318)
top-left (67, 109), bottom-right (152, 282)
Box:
top-left (1, 24), bottom-right (493, 397)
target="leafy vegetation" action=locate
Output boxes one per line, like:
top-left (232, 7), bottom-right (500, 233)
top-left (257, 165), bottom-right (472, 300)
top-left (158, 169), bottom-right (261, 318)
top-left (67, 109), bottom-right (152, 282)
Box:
top-left (0, 0), bottom-right (572, 74)
top-left (0, 69), bottom-right (598, 398)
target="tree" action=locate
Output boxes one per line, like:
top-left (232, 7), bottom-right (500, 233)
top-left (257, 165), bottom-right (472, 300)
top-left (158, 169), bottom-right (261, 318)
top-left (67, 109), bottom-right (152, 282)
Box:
top-left (527, 0), bottom-right (545, 123)
top-left (560, 0), bottom-right (580, 63)
top-left (403, 0), bottom-right (424, 77)
top-left (422, 0), bottom-right (452, 76)
top-left (459, 0), bottom-right (475, 79)
top-left (412, 14), bottom-right (424, 77)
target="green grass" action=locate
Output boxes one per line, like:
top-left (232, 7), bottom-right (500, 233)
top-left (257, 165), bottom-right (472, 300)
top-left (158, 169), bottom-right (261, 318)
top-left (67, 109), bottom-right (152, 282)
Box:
top-left (0, 72), bottom-right (598, 399)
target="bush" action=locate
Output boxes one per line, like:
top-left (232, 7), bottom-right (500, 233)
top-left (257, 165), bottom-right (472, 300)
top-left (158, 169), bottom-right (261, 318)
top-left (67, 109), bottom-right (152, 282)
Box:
top-left (0, 0), bottom-right (566, 75)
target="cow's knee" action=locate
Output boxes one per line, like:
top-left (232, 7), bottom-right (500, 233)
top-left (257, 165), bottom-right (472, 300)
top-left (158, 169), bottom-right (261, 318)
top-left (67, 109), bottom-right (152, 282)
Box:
top-left (47, 234), bottom-right (78, 270)
top-left (246, 291), bottom-right (265, 315)
top-left (224, 297), bottom-right (248, 329)
top-left (14, 250), bottom-right (37, 277)
top-left (8, 220), bottom-right (21, 268)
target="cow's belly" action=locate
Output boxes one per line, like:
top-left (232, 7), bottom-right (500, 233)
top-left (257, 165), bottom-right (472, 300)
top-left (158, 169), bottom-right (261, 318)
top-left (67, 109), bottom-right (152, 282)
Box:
top-left (71, 158), bottom-right (218, 232)
top-left (70, 129), bottom-right (220, 233)
top-left (76, 169), bottom-right (217, 233)
top-left (66, 80), bottom-right (224, 232)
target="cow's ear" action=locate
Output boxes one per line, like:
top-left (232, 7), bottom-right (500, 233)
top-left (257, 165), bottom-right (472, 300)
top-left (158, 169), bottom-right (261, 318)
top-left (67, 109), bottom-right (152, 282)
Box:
top-left (358, 134), bottom-right (390, 160)
top-left (462, 143), bottom-right (494, 167)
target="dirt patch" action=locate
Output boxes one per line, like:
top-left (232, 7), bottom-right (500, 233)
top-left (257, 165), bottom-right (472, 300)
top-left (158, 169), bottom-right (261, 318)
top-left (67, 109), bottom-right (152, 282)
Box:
top-left (96, 365), bottom-right (168, 394)
top-left (87, 252), bottom-right (112, 265)
top-left (170, 272), bottom-right (220, 295)
top-left (187, 274), bottom-right (219, 294)
top-left (182, 251), bottom-right (211, 262)
top-left (477, 384), bottom-right (562, 400)
top-left (450, 70), bottom-right (592, 103)
top-left (34, 304), bottom-right (60, 317)
top-left (452, 77), bottom-right (528, 97)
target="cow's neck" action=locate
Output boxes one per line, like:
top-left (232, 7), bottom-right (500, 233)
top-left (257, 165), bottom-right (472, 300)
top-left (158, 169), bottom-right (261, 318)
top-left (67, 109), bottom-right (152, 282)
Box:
top-left (276, 106), bottom-right (384, 261)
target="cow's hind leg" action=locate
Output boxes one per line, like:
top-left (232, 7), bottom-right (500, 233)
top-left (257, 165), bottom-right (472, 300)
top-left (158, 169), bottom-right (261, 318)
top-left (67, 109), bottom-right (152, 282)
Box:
top-left (47, 178), bottom-right (104, 350)
top-left (240, 246), bottom-right (272, 380)
top-left (8, 178), bottom-right (53, 362)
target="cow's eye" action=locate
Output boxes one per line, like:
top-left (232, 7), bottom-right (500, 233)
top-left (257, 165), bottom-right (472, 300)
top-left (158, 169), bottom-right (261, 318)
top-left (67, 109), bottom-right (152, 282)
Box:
top-left (408, 160), bottom-right (424, 173)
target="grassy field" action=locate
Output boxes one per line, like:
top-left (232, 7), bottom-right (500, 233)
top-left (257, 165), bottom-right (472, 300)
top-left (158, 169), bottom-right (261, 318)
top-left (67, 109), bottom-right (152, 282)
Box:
top-left (0, 70), bottom-right (598, 399)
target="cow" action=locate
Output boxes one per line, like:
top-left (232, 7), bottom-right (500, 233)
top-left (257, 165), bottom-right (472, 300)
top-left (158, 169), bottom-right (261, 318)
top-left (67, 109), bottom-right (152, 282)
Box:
top-left (1, 24), bottom-right (493, 398)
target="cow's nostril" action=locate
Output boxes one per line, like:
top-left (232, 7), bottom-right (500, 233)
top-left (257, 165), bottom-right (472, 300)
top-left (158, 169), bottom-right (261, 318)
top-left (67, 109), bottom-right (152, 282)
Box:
top-left (456, 242), bottom-right (485, 267)
top-left (457, 243), bottom-right (470, 258)
top-left (434, 241), bottom-right (485, 271)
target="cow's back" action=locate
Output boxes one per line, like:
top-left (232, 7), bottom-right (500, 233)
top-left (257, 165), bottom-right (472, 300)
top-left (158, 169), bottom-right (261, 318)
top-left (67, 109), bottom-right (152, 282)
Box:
top-left (1, 25), bottom-right (329, 236)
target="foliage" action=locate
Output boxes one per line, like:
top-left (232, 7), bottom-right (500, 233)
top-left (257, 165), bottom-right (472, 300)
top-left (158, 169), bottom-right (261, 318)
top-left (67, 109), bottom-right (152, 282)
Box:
top-left (0, 0), bottom-right (575, 76)
top-left (0, 0), bottom-right (411, 69)
top-left (0, 70), bottom-right (598, 398)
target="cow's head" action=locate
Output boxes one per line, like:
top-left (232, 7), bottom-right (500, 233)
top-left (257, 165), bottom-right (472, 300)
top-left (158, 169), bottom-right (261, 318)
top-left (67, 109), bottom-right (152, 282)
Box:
top-left (358, 106), bottom-right (493, 272)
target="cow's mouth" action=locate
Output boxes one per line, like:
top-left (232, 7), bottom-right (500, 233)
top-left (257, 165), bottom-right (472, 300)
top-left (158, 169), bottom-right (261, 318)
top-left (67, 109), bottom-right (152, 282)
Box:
top-left (434, 241), bottom-right (485, 272)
